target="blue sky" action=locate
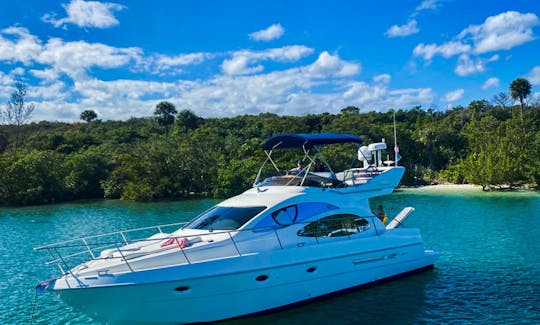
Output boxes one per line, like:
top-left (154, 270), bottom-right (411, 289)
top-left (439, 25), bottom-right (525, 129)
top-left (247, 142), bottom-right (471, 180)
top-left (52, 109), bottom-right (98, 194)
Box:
top-left (0, 0), bottom-right (539, 121)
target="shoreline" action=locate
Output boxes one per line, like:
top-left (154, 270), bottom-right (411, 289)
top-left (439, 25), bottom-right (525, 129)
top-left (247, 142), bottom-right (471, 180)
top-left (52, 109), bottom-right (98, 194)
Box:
top-left (2, 184), bottom-right (536, 209)
top-left (400, 184), bottom-right (482, 191)
top-left (399, 183), bottom-right (538, 193)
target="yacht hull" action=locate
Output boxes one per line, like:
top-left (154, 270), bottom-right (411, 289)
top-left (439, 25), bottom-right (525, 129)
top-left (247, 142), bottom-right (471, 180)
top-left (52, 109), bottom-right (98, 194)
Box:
top-left (52, 235), bottom-right (438, 324)
top-left (35, 134), bottom-right (439, 324)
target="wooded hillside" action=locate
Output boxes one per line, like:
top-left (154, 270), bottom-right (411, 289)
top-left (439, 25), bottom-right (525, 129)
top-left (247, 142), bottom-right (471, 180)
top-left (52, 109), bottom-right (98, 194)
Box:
top-left (0, 96), bottom-right (538, 206)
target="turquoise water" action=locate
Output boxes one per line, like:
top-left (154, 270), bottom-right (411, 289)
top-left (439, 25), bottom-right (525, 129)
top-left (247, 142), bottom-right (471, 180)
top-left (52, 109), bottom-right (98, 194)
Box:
top-left (1, 189), bottom-right (539, 324)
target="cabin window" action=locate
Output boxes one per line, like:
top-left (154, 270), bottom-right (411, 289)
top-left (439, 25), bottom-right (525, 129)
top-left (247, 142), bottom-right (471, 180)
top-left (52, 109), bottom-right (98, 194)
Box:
top-left (272, 205), bottom-right (298, 226)
top-left (297, 214), bottom-right (371, 237)
top-left (184, 206), bottom-right (266, 230)
top-left (253, 202), bottom-right (337, 229)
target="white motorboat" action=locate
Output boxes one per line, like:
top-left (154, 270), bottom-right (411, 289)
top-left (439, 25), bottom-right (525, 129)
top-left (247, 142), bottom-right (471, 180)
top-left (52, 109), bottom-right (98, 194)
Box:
top-left (35, 133), bottom-right (438, 324)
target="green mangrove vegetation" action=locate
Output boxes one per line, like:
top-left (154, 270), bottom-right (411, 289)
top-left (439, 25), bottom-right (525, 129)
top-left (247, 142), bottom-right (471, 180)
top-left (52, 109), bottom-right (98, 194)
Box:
top-left (0, 79), bottom-right (539, 206)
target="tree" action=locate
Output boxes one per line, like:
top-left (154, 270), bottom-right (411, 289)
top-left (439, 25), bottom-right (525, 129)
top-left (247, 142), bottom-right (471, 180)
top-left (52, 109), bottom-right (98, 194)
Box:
top-left (1, 79), bottom-right (35, 148)
top-left (154, 101), bottom-right (177, 131)
top-left (491, 92), bottom-right (511, 109)
top-left (80, 110), bottom-right (98, 123)
top-left (340, 105), bottom-right (360, 115)
top-left (510, 78), bottom-right (531, 119)
top-left (0, 132), bottom-right (8, 152)
top-left (0, 150), bottom-right (66, 205)
top-left (176, 109), bottom-right (200, 132)
top-left (63, 148), bottom-right (110, 199)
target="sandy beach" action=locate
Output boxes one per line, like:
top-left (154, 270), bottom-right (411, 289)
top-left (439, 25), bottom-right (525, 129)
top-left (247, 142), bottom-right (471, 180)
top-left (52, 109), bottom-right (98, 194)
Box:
top-left (400, 184), bottom-right (482, 191)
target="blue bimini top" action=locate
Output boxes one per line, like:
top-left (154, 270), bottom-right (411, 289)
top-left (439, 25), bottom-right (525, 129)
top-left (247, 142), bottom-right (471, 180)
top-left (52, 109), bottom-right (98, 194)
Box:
top-left (262, 133), bottom-right (363, 150)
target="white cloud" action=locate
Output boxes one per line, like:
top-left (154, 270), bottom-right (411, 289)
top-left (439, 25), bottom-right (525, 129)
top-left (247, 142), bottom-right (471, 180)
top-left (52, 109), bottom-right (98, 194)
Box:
top-left (487, 54), bottom-right (499, 62)
top-left (526, 66), bottom-right (540, 86)
top-left (30, 78), bottom-right (189, 121)
top-left (30, 68), bottom-right (60, 82)
top-left (343, 85), bottom-right (434, 111)
top-left (221, 45), bottom-right (314, 75)
top-left (413, 11), bottom-right (538, 76)
top-left (442, 88), bottom-right (464, 102)
top-left (249, 23), bottom-right (285, 42)
top-left (408, 0), bottom-right (445, 20)
top-left (31, 81), bottom-right (69, 100)
top-left (530, 92), bottom-right (540, 106)
top-left (23, 52), bottom-right (424, 121)
top-left (0, 27), bottom-right (433, 121)
top-left (386, 20), bottom-right (419, 37)
top-left (386, 1), bottom-right (443, 39)
top-left (151, 53), bottom-right (212, 74)
top-left (415, 0), bottom-right (441, 12)
top-left (74, 78), bottom-right (179, 102)
top-left (154, 53), bottom-right (209, 68)
top-left (0, 27), bottom-right (141, 81)
top-left (222, 56), bottom-right (264, 75)
top-left (373, 74), bottom-right (391, 84)
top-left (387, 88), bottom-right (434, 109)
top-left (10, 67), bottom-right (25, 76)
top-left (0, 27), bottom-right (42, 64)
top-left (482, 77), bottom-right (500, 89)
top-left (174, 70), bottom-right (431, 117)
top-left (414, 11), bottom-right (539, 62)
top-left (39, 38), bottom-right (142, 79)
top-left (460, 11), bottom-right (539, 54)
top-left (42, 0), bottom-right (125, 29)
top-left (264, 46), bottom-right (315, 61)
top-left (454, 54), bottom-right (485, 76)
top-left (305, 51), bottom-right (360, 77)
top-left (413, 41), bottom-right (471, 61)
top-left (386, 0), bottom-right (444, 42)
top-left (343, 81), bottom-right (386, 103)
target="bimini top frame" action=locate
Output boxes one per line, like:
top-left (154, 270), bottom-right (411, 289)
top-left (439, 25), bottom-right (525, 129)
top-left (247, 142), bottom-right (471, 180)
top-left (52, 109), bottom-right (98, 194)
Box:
top-left (254, 133), bottom-right (363, 186)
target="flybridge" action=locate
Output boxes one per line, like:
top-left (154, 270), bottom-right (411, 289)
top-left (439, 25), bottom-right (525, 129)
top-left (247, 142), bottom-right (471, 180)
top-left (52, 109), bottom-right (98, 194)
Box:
top-left (254, 133), bottom-right (403, 194)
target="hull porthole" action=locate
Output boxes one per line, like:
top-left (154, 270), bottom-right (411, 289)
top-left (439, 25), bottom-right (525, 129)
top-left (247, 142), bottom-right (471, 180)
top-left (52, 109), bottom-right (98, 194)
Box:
top-left (174, 286), bottom-right (190, 292)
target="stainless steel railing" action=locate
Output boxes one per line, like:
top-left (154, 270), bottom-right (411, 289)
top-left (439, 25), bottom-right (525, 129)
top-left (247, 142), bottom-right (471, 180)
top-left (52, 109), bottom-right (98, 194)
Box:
top-left (35, 216), bottom-right (379, 277)
top-left (35, 221), bottom-right (189, 274)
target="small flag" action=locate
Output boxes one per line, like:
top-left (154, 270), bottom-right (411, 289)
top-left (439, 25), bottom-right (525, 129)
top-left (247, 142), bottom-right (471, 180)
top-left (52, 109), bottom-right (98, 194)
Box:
top-left (396, 152), bottom-right (402, 162)
top-left (35, 279), bottom-right (55, 294)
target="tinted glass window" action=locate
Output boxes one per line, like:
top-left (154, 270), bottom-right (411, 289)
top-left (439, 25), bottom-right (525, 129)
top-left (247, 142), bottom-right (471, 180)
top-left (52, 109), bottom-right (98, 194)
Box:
top-left (272, 205), bottom-right (298, 226)
top-left (184, 206), bottom-right (266, 230)
top-left (254, 202), bottom-right (337, 229)
top-left (297, 214), bottom-right (371, 237)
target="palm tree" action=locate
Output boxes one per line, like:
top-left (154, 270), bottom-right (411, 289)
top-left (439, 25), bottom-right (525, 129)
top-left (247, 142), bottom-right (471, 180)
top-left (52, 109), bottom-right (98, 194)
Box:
top-left (509, 78), bottom-right (531, 120)
top-left (154, 101), bottom-right (178, 132)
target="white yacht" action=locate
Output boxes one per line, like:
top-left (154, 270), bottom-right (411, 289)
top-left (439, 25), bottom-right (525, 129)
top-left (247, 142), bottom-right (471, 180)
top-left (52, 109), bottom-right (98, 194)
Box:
top-left (35, 133), bottom-right (438, 324)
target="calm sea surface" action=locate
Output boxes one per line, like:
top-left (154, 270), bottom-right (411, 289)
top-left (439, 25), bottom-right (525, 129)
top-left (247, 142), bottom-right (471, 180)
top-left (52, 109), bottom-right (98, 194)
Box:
top-left (1, 188), bottom-right (539, 324)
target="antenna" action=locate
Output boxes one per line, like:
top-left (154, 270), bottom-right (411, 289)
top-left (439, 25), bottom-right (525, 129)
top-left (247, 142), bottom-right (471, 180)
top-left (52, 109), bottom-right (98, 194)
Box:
top-left (393, 110), bottom-right (399, 167)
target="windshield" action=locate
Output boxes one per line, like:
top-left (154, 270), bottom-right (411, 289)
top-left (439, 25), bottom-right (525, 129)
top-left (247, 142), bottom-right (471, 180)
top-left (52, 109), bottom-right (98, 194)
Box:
top-left (184, 206), bottom-right (267, 230)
